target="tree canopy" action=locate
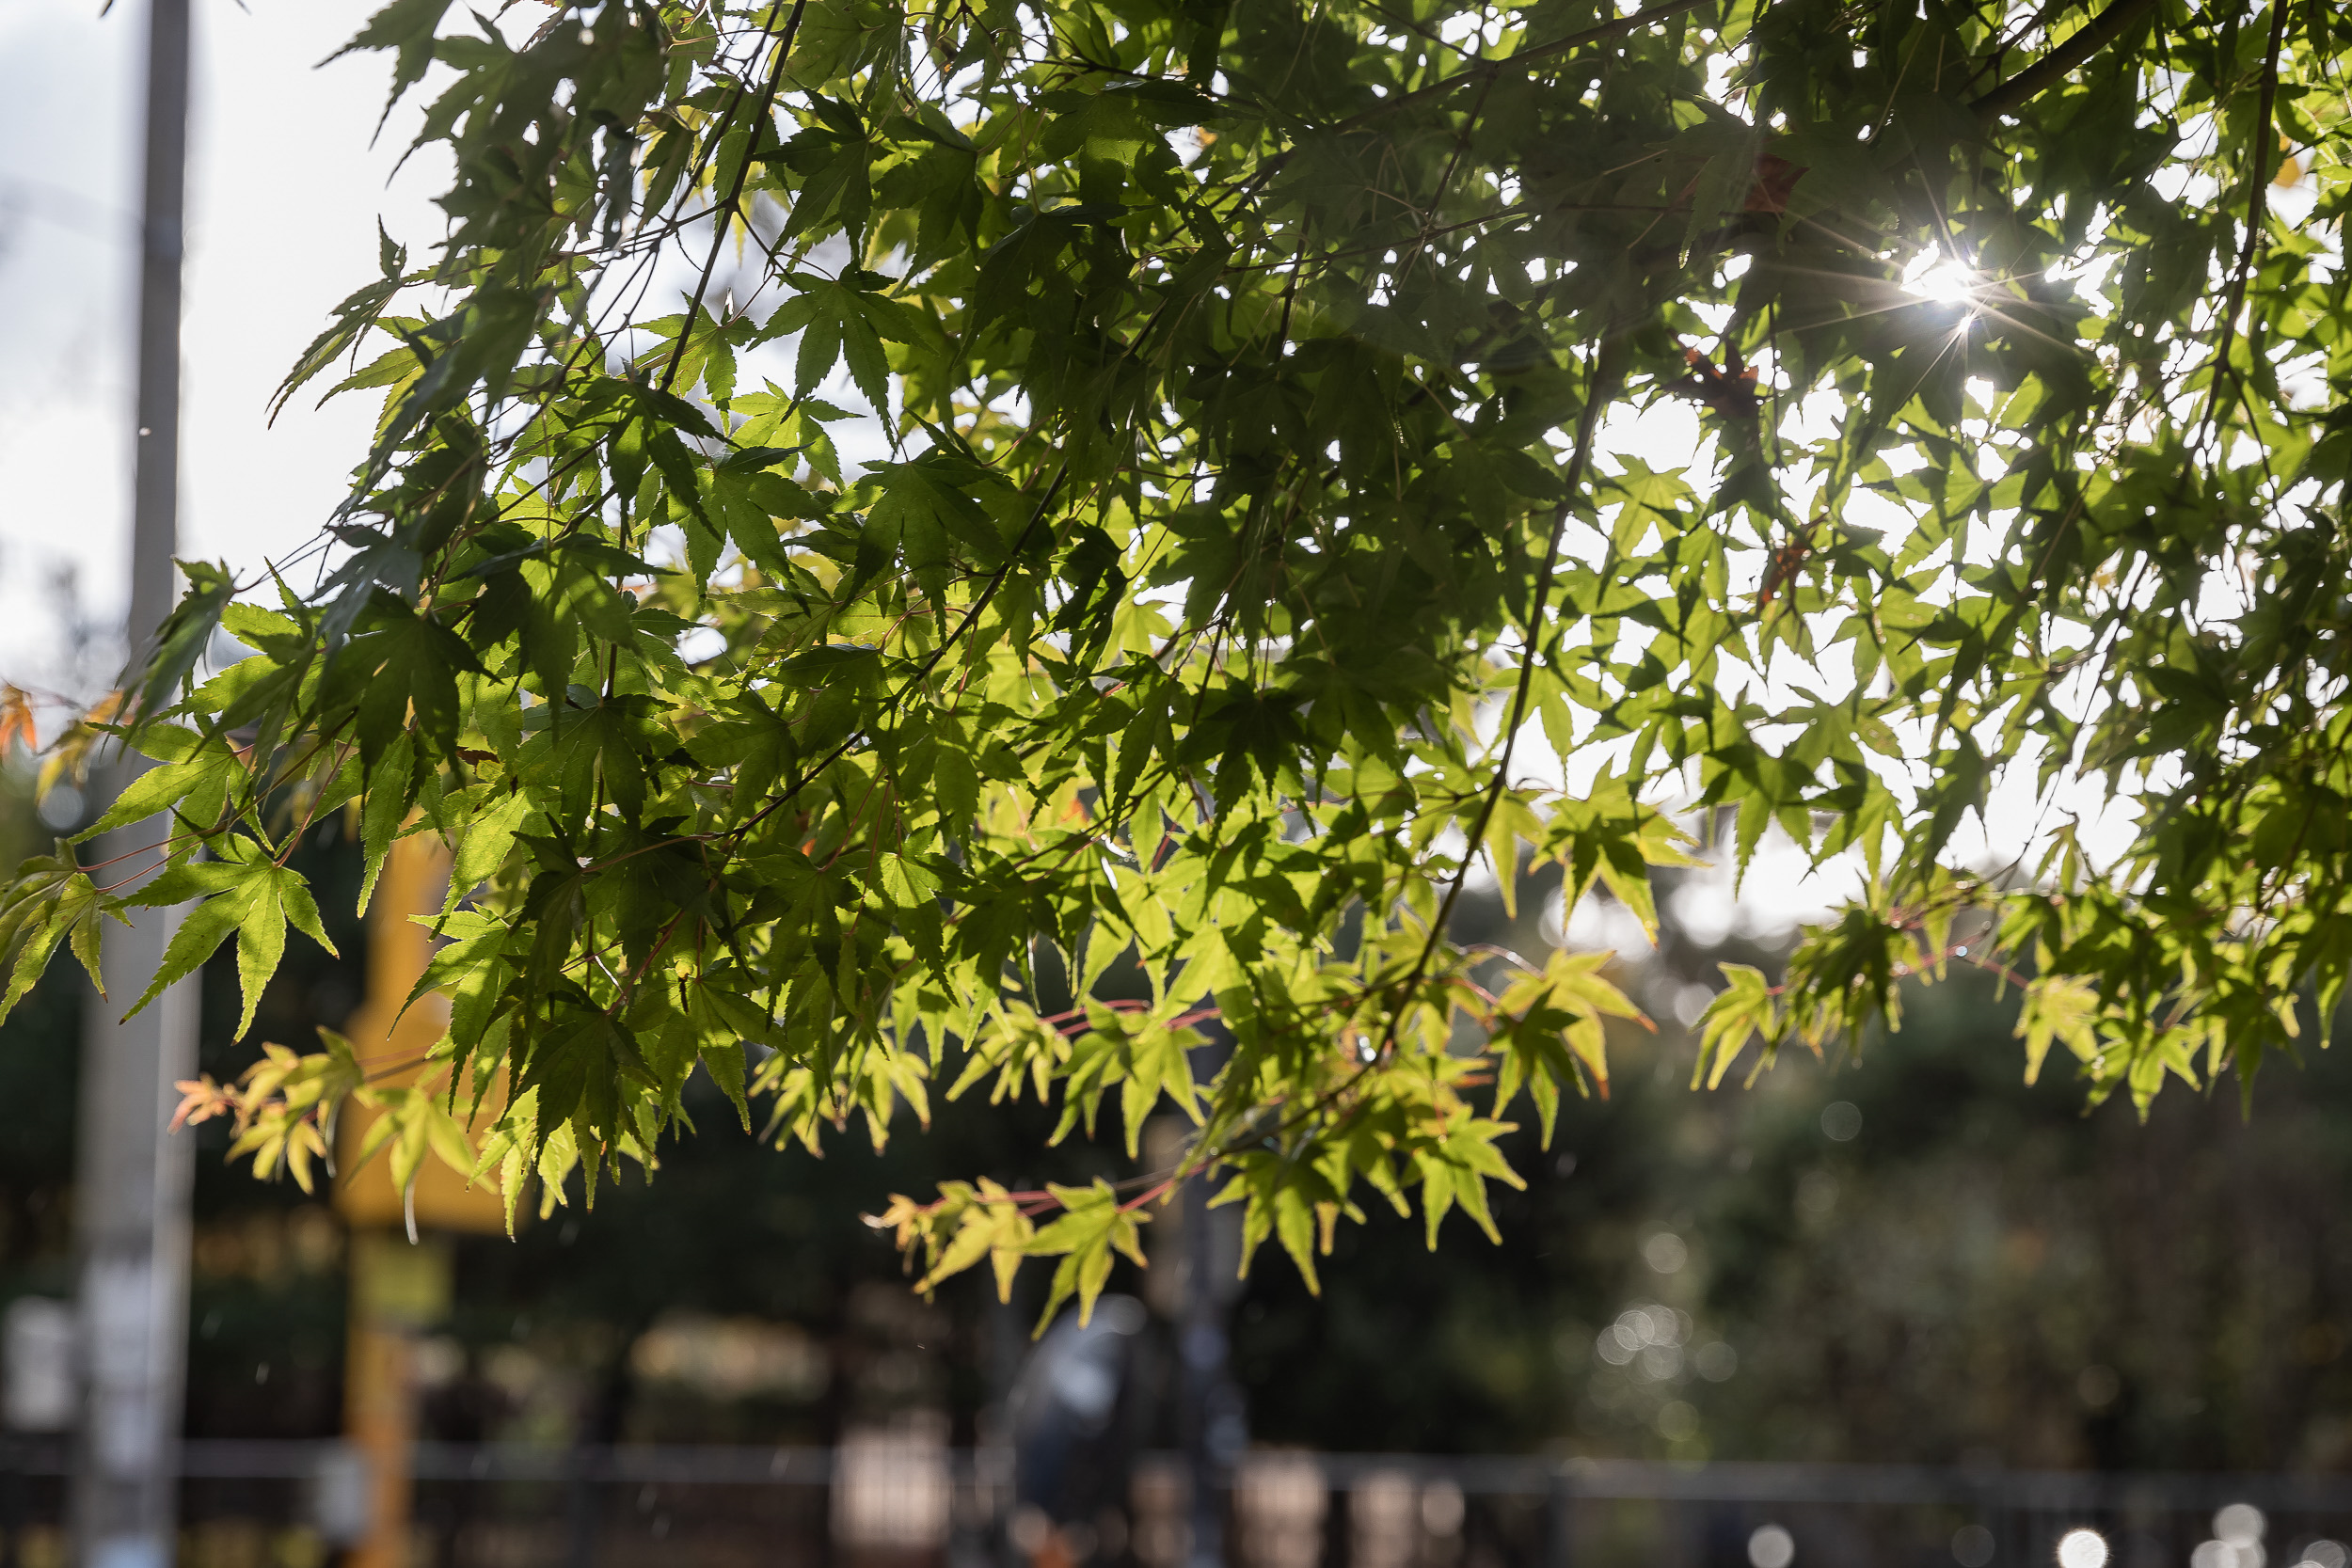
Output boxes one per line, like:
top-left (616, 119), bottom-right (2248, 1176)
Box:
top-left (3, 0), bottom-right (2347, 1326)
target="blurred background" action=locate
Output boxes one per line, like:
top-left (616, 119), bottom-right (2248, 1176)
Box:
top-left (3, 752), bottom-right (2351, 1568)
top-left (5, 2), bottom-right (2352, 1567)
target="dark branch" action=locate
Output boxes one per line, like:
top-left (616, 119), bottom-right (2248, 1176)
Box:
top-left (1968, 0), bottom-right (2162, 119)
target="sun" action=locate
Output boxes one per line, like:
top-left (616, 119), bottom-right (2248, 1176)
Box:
top-left (1902, 250), bottom-right (1984, 309)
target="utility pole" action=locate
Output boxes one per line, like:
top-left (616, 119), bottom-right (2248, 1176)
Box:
top-left (1176, 1038), bottom-right (1244, 1568)
top-left (72, 2), bottom-right (197, 1565)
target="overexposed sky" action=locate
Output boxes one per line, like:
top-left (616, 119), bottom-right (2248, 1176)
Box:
top-left (0, 0), bottom-right (440, 696)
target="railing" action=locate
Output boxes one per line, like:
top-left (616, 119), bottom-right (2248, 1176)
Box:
top-left (0, 1439), bottom-right (2344, 1568)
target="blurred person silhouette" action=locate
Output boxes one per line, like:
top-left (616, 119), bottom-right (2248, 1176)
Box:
top-left (1007, 1295), bottom-right (1151, 1568)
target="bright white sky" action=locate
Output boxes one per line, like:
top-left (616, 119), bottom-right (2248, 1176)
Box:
top-left (0, 0), bottom-right (442, 697)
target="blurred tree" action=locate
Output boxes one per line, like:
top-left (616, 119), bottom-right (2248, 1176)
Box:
top-left (1235, 942), bottom-right (2352, 1471)
top-left (12, 755), bottom-right (2350, 1471)
top-left (0, 766), bottom-right (81, 1307)
top-left (0, 770), bottom-right (359, 1440)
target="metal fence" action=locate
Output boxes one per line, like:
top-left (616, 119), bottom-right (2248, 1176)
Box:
top-left (0, 1439), bottom-right (2346, 1568)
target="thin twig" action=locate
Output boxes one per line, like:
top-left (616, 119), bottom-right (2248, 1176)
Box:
top-left (659, 0), bottom-right (810, 397)
top-left (2193, 0), bottom-right (2290, 449)
top-left (1371, 331), bottom-right (1628, 1058)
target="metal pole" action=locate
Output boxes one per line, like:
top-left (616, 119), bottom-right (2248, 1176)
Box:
top-left (72, 2), bottom-right (197, 1565)
top-left (1177, 1164), bottom-right (1231, 1568)
top-left (1177, 1036), bottom-right (1244, 1568)
top-left (1546, 1465), bottom-right (1574, 1568)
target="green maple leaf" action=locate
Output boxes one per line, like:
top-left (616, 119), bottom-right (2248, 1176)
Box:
top-left (119, 836), bottom-right (336, 1040)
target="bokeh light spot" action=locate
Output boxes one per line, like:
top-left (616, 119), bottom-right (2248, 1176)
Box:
top-left (2057, 1528), bottom-right (2108, 1568)
top-left (1750, 1524), bottom-right (1797, 1568)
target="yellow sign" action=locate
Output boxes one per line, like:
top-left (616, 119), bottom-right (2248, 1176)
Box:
top-left (333, 832), bottom-right (507, 1236)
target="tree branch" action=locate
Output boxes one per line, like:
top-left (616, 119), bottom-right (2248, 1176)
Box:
top-left (1371, 330), bottom-right (1629, 1059)
top-left (660, 0), bottom-right (808, 396)
top-left (1968, 0), bottom-right (2162, 119)
top-left (2195, 0), bottom-right (2292, 447)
